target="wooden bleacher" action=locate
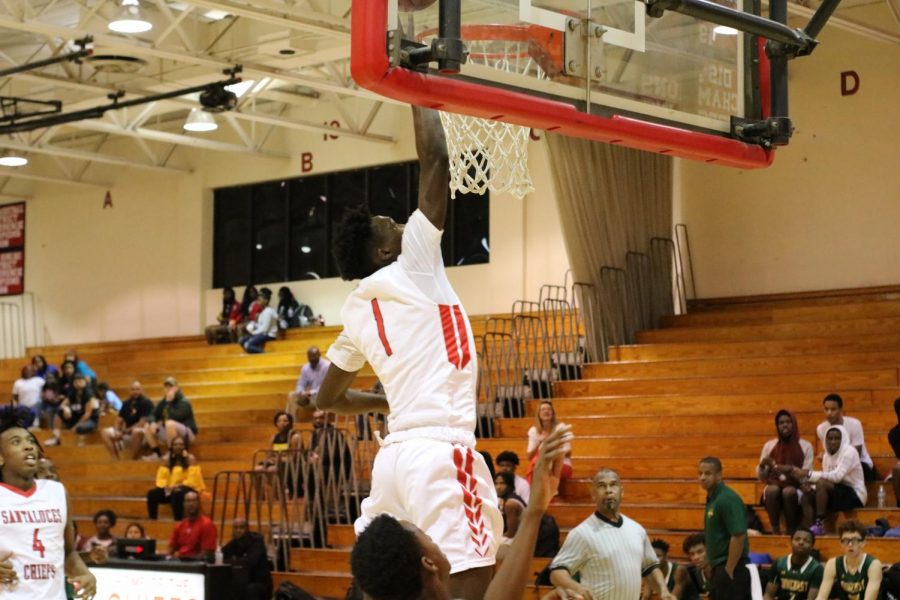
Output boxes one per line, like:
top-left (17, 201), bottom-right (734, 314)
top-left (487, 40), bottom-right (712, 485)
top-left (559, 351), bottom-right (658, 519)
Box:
top-left (2, 291), bottom-right (899, 599)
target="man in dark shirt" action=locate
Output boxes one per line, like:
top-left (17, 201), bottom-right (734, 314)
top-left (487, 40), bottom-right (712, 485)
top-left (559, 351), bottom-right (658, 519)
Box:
top-left (222, 517), bottom-right (272, 600)
top-left (890, 397), bottom-right (900, 508)
top-left (699, 456), bottom-right (751, 600)
top-left (167, 490), bottom-right (217, 561)
top-left (100, 380), bottom-right (155, 460)
top-left (145, 377), bottom-right (199, 458)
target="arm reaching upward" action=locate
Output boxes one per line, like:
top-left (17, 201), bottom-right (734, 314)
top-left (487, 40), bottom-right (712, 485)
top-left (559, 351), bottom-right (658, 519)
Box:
top-left (412, 106), bottom-right (450, 230)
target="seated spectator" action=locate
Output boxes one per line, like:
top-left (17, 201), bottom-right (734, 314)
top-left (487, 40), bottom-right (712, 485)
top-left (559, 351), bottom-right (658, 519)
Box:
top-left (222, 518), bottom-right (273, 600)
top-left (495, 450), bottom-right (531, 502)
top-left (764, 528), bottom-right (823, 600)
top-left (674, 533), bottom-right (711, 600)
top-left (816, 393), bottom-right (876, 481)
top-left (123, 522), bottom-right (146, 540)
top-left (238, 285), bottom-right (260, 337)
top-left (206, 286), bottom-right (243, 344)
top-left (643, 539), bottom-right (681, 599)
top-left (288, 346), bottom-right (330, 414)
top-left (40, 373), bottom-right (63, 430)
top-left (147, 436), bottom-right (204, 521)
top-left (794, 425), bottom-right (866, 536)
top-left (31, 354), bottom-right (58, 379)
top-left (11, 364), bottom-right (44, 428)
top-left (277, 286), bottom-right (313, 330)
top-left (526, 400), bottom-right (572, 489)
top-left (167, 490), bottom-right (217, 562)
top-left (46, 373), bottom-right (100, 446)
top-left (57, 359), bottom-right (77, 397)
top-left (143, 377), bottom-right (198, 458)
top-left (815, 520), bottom-right (882, 599)
top-left (100, 380), bottom-right (155, 460)
top-left (890, 397), bottom-right (900, 508)
top-left (95, 381), bottom-right (122, 414)
top-left (79, 509), bottom-right (118, 565)
top-left (63, 348), bottom-right (97, 384)
top-left (240, 287), bottom-right (278, 354)
top-left (757, 409), bottom-right (814, 534)
top-left (494, 471), bottom-right (526, 541)
top-left (256, 411), bottom-right (302, 470)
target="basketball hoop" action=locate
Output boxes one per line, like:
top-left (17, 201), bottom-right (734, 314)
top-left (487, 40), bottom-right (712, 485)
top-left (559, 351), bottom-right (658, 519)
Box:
top-left (418, 25), bottom-right (546, 199)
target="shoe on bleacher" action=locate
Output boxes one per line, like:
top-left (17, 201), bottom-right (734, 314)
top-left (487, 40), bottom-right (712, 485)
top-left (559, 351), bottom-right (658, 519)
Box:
top-left (44, 436), bottom-right (61, 447)
top-left (809, 520), bottom-right (825, 536)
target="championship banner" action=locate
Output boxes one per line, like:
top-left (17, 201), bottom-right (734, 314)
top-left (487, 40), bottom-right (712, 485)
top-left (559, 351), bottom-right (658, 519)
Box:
top-left (0, 249), bottom-right (24, 296)
top-left (0, 202), bottom-right (25, 248)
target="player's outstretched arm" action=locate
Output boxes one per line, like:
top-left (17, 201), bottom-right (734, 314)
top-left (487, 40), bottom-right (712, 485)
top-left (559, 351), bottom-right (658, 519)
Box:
top-left (412, 106), bottom-right (450, 230)
top-left (316, 364), bottom-right (389, 415)
top-left (484, 424), bottom-right (573, 600)
top-left (64, 491), bottom-right (96, 599)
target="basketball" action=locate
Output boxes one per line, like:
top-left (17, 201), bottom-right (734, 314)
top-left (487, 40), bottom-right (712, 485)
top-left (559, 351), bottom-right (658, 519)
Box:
top-left (398, 0), bottom-right (437, 12)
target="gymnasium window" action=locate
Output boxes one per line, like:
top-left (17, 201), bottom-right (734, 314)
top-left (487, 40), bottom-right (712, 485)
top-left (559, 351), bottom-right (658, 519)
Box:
top-left (212, 161), bottom-right (490, 288)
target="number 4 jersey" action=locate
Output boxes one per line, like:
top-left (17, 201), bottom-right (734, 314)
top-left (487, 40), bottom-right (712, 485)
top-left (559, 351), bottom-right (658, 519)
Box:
top-left (328, 209), bottom-right (478, 434)
top-left (0, 479), bottom-right (67, 599)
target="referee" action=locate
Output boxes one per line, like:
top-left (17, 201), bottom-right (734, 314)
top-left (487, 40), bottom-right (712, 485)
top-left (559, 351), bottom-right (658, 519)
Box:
top-left (549, 468), bottom-right (677, 600)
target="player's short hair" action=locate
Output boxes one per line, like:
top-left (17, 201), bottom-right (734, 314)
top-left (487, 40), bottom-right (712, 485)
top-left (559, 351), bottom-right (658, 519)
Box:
top-left (837, 519), bottom-right (867, 540)
top-left (699, 456), bottom-right (722, 473)
top-left (793, 527), bottom-right (816, 546)
top-left (823, 393), bottom-right (843, 408)
top-left (351, 514), bottom-right (424, 600)
top-left (93, 509), bottom-right (117, 528)
top-left (332, 205), bottom-right (377, 281)
top-left (651, 538), bottom-right (670, 553)
top-left (682, 533), bottom-right (705, 554)
top-left (0, 408), bottom-right (42, 483)
top-left (495, 450), bottom-right (520, 466)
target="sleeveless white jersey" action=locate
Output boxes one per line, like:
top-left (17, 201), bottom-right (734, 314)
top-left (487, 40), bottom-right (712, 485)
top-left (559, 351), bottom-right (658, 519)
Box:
top-left (0, 479), bottom-right (67, 599)
top-left (328, 210), bottom-right (478, 433)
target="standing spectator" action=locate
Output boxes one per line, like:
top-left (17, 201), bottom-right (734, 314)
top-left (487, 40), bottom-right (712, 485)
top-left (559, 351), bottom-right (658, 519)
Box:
top-left (45, 373), bottom-right (99, 445)
top-left (287, 346), bottom-right (330, 414)
top-left (147, 436), bottom-right (204, 521)
top-left (814, 520), bottom-right (882, 600)
top-left (888, 397), bottom-right (900, 508)
top-left (11, 364), bottom-right (44, 428)
top-left (277, 286), bottom-right (313, 330)
top-left (31, 354), bottom-right (58, 379)
top-left (816, 393), bottom-right (875, 481)
top-left (63, 348), bottom-right (97, 384)
top-left (100, 381), bottom-right (155, 460)
top-left (167, 490), bottom-right (217, 561)
top-left (222, 517), bottom-right (273, 600)
top-left (794, 425), bottom-right (866, 536)
top-left (495, 450), bottom-right (531, 502)
top-left (95, 381), bottom-right (122, 413)
top-left (643, 539), bottom-right (681, 599)
top-left (240, 287), bottom-right (278, 354)
top-left (757, 409), bottom-right (814, 534)
top-left (526, 400), bottom-right (572, 489)
top-left (494, 471), bottom-right (526, 541)
top-left (549, 468), bottom-right (676, 600)
top-left (144, 377), bottom-right (198, 458)
top-left (698, 456), bottom-right (751, 600)
top-left (674, 533), bottom-right (711, 600)
top-left (206, 287), bottom-right (242, 344)
top-left (764, 528), bottom-right (823, 600)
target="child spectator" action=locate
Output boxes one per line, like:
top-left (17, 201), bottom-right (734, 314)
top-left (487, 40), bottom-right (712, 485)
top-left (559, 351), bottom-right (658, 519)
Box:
top-left (123, 522), bottom-right (146, 540)
top-left (45, 373), bottom-right (100, 445)
top-left (240, 287), bottom-right (278, 354)
top-left (147, 436), bottom-right (204, 521)
top-left (95, 382), bottom-right (122, 413)
top-left (100, 380), bottom-right (155, 460)
top-left (277, 286), bottom-right (313, 329)
top-left (205, 286), bottom-right (242, 344)
top-left (31, 354), bottom-right (58, 379)
top-left (11, 364), bottom-right (44, 428)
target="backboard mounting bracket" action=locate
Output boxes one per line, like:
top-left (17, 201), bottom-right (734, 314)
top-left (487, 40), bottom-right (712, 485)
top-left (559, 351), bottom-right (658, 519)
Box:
top-left (562, 18), bottom-right (605, 80)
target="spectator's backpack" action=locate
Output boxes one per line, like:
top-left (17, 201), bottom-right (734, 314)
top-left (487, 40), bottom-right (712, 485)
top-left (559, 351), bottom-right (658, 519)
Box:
top-left (534, 513), bottom-right (560, 558)
top-left (882, 562), bottom-right (900, 600)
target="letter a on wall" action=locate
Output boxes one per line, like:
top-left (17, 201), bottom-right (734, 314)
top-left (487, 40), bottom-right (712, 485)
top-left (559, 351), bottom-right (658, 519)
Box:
top-left (103, 191), bottom-right (113, 209)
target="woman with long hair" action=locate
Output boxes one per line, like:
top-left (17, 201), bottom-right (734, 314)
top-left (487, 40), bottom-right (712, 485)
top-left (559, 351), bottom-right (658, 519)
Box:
top-left (526, 401), bottom-right (572, 488)
top-left (205, 286), bottom-right (242, 344)
top-left (146, 436), bottom-right (204, 521)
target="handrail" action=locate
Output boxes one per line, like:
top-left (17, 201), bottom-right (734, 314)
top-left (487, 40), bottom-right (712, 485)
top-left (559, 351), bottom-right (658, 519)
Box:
top-left (650, 238), bottom-right (678, 321)
top-left (674, 224), bottom-right (697, 306)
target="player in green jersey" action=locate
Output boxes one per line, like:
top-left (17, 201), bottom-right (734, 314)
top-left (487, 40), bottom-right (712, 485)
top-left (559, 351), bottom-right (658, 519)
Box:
top-left (765, 528), bottom-right (824, 600)
top-left (815, 520), bottom-right (882, 600)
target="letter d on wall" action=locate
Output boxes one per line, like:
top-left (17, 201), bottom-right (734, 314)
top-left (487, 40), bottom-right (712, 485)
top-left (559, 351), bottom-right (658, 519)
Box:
top-left (840, 71), bottom-right (859, 96)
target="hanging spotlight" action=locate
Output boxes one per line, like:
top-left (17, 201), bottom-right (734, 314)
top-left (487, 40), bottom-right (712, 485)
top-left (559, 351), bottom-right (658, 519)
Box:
top-left (713, 25), bottom-right (739, 35)
top-left (108, 0), bottom-right (153, 34)
top-left (183, 108), bottom-right (218, 132)
top-left (0, 150), bottom-right (28, 167)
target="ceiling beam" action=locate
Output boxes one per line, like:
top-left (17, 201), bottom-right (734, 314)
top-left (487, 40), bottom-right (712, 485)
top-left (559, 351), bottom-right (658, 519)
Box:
top-left (0, 139), bottom-right (192, 173)
top-left (0, 168), bottom-right (109, 188)
top-left (174, 0), bottom-right (350, 38)
top-left (783, 1), bottom-right (900, 44)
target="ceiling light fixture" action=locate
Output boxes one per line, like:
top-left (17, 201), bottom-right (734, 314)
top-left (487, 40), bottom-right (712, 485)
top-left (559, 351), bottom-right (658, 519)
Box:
top-left (108, 0), bottom-right (153, 34)
top-left (0, 150), bottom-right (28, 167)
top-left (183, 108), bottom-right (218, 132)
top-left (713, 25), bottom-right (739, 35)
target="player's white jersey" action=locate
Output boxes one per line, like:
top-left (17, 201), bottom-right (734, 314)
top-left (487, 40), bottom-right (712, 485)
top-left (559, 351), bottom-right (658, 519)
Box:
top-left (0, 479), bottom-right (67, 599)
top-left (328, 209), bottom-right (478, 433)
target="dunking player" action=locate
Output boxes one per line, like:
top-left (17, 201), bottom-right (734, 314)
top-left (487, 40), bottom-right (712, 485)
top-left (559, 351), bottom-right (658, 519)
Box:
top-left (312, 106), bottom-right (501, 600)
top-left (0, 408), bottom-right (96, 599)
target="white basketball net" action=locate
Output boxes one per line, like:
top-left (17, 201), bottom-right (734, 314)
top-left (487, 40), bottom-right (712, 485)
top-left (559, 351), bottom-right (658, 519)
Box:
top-left (438, 32), bottom-right (539, 200)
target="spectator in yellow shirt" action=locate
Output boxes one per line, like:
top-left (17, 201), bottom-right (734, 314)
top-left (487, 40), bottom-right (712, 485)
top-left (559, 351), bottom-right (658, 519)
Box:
top-left (146, 436), bottom-right (204, 521)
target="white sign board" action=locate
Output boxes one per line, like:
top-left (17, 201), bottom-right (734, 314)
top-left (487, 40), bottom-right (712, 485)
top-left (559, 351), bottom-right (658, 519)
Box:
top-left (92, 565), bottom-right (206, 600)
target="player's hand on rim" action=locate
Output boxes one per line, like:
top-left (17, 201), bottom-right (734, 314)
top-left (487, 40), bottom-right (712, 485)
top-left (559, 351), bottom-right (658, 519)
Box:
top-left (0, 552), bottom-right (17, 586)
top-left (71, 572), bottom-right (97, 599)
top-left (528, 423), bottom-right (573, 512)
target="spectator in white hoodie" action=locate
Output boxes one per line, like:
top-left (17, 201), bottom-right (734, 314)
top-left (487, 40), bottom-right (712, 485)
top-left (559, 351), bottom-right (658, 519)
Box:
top-left (240, 287), bottom-right (279, 354)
